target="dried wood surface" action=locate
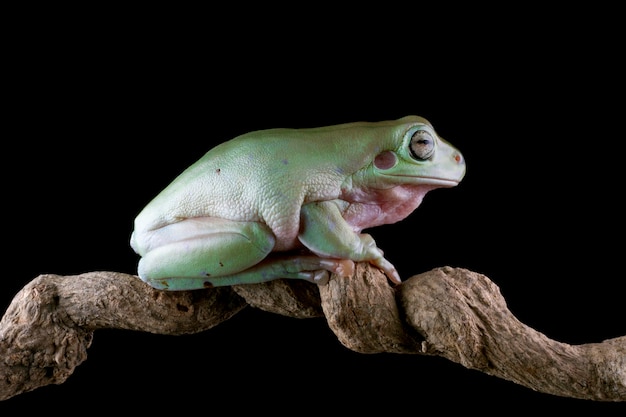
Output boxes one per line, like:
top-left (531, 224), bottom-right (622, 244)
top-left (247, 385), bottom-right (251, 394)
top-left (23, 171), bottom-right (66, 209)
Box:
top-left (1, 265), bottom-right (624, 401)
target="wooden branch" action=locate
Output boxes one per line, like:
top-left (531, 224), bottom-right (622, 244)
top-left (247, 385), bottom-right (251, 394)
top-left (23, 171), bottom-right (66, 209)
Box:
top-left (1, 266), bottom-right (624, 402)
top-left (320, 265), bottom-right (625, 401)
top-left (0, 271), bottom-right (247, 400)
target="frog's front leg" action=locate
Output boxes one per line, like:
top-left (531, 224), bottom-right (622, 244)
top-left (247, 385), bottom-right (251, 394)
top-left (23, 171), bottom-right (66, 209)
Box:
top-left (297, 200), bottom-right (402, 285)
top-left (133, 217), bottom-right (354, 290)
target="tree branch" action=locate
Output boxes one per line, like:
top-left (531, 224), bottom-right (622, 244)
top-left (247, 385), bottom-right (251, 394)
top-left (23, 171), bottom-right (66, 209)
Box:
top-left (1, 266), bottom-right (624, 402)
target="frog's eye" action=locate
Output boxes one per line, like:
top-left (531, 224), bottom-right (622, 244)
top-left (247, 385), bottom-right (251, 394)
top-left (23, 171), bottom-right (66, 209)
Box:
top-left (409, 130), bottom-right (435, 161)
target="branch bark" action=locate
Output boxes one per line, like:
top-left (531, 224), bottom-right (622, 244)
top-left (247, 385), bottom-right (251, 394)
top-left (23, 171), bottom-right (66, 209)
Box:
top-left (1, 266), bottom-right (624, 402)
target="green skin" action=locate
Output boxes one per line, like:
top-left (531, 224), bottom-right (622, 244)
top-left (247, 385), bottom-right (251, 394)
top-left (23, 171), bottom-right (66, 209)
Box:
top-left (130, 115), bottom-right (466, 290)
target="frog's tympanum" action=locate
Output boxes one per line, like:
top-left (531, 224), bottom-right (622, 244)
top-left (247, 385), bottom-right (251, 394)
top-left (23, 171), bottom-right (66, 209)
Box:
top-left (130, 116), bottom-right (466, 290)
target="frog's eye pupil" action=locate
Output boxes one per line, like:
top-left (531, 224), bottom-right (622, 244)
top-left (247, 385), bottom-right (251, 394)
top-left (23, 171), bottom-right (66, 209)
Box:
top-left (409, 130), bottom-right (435, 161)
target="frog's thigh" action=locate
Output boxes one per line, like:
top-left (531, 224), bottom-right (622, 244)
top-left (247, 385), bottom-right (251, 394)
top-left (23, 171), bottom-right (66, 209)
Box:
top-left (137, 218), bottom-right (275, 289)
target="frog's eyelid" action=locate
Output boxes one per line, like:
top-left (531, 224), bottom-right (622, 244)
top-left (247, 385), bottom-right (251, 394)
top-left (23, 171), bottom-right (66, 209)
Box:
top-left (405, 124), bottom-right (434, 137)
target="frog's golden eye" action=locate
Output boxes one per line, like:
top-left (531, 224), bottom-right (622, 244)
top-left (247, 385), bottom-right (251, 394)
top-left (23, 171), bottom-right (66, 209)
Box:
top-left (409, 130), bottom-right (435, 161)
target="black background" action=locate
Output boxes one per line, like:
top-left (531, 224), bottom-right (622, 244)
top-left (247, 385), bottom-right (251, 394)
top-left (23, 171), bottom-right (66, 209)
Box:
top-left (3, 7), bottom-right (625, 414)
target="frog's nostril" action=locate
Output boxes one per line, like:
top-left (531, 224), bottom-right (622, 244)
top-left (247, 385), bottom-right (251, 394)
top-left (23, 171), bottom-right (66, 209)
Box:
top-left (454, 153), bottom-right (463, 163)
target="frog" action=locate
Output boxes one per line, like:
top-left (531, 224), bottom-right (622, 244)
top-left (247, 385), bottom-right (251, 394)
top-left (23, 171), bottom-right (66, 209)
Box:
top-left (130, 115), bottom-right (466, 290)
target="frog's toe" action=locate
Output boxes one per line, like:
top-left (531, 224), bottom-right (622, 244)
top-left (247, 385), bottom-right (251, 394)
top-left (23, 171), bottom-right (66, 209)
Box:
top-left (311, 270), bottom-right (329, 285)
top-left (366, 256), bottom-right (402, 285)
top-left (319, 258), bottom-right (355, 277)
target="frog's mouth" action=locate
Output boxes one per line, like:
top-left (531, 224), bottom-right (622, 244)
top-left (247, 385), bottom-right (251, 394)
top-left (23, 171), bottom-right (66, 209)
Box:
top-left (417, 177), bottom-right (461, 187)
top-left (382, 174), bottom-right (463, 188)
top-left (410, 176), bottom-right (461, 187)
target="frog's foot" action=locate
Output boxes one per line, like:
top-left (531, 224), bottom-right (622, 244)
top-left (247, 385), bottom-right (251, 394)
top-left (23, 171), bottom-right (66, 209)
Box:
top-left (258, 255), bottom-right (354, 284)
top-left (293, 257), bottom-right (355, 285)
top-left (318, 257), bottom-right (355, 277)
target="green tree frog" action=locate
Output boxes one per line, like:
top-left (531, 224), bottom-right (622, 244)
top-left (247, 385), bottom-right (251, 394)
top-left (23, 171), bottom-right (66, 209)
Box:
top-left (130, 115), bottom-right (466, 290)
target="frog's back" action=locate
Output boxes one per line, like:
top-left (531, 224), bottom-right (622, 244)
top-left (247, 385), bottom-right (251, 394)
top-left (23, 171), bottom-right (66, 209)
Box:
top-left (133, 127), bottom-right (333, 234)
top-left (133, 118), bottom-right (415, 235)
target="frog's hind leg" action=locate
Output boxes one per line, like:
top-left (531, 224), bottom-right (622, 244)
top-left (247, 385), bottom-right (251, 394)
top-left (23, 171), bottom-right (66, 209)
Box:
top-left (135, 217), bottom-right (355, 291)
top-left (146, 255), bottom-right (354, 290)
top-left (136, 217), bottom-right (277, 291)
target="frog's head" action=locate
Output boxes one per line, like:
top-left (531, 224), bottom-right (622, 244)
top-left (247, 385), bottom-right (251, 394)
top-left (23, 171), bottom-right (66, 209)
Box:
top-left (370, 115), bottom-right (466, 189)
